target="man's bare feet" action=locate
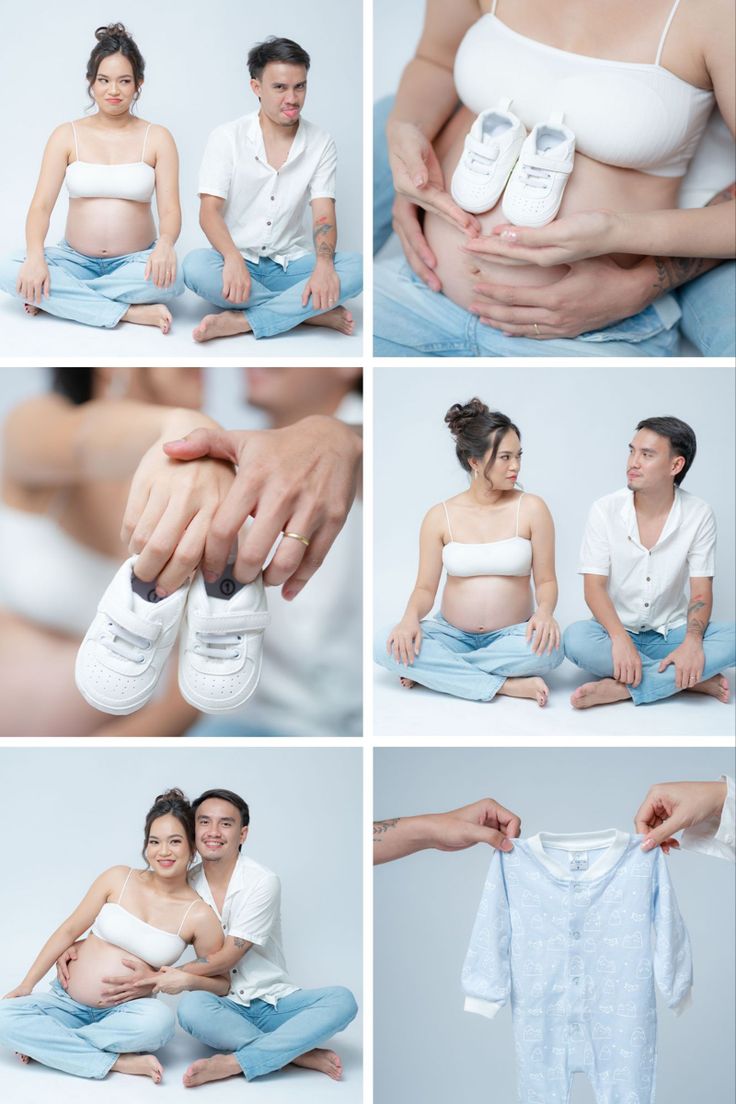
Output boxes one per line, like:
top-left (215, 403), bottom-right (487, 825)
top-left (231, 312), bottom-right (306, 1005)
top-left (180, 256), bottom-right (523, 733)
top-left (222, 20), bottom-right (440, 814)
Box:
top-left (122, 304), bottom-right (172, 333)
top-left (192, 311), bottom-right (251, 343)
top-left (498, 676), bottom-right (549, 707)
top-left (111, 1054), bottom-right (163, 1083)
top-left (399, 677), bottom-right (417, 689)
top-left (303, 305), bottom-right (354, 335)
top-left (685, 673), bottom-right (731, 703)
top-left (571, 679), bottom-right (631, 709)
top-left (292, 1048), bottom-right (343, 1080)
top-left (183, 1054), bottom-right (241, 1088)
top-left (16, 1052), bottom-right (31, 1064)
top-left (24, 303), bottom-right (40, 316)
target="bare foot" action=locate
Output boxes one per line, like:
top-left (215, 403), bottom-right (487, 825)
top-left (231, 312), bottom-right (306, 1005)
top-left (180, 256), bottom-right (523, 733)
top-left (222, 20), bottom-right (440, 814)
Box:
top-left (183, 1054), bottom-right (242, 1088)
top-left (192, 311), bottom-right (251, 343)
top-left (24, 303), bottom-right (40, 316)
top-left (685, 672), bottom-right (730, 703)
top-left (111, 1054), bottom-right (163, 1083)
top-left (498, 676), bottom-right (549, 707)
top-left (571, 679), bottom-right (631, 710)
top-left (16, 1052), bottom-right (31, 1065)
top-left (292, 1048), bottom-right (343, 1081)
top-left (303, 305), bottom-right (354, 335)
top-left (122, 304), bottom-right (172, 334)
top-left (399, 677), bottom-right (417, 689)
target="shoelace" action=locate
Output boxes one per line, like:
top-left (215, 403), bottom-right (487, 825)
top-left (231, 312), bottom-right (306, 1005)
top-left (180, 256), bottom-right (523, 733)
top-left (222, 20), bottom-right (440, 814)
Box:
top-left (100, 620), bottom-right (153, 664)
top-left (519, 165), bottom-right (554, 190)
top-left (466, 144), bottom-right (499, 176)
top-left (193, 630), bottom-right (245, 661)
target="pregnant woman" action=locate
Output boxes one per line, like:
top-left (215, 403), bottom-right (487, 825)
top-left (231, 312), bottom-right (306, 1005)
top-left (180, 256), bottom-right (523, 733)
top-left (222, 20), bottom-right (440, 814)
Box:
top-left (0, 790), bottom-right (227, 1083)
top-left (375, 399), bottom-right (563, 706)
top-left (0, 24), bottom-right (183, 332)
top-left (375, 0), bottom-right (735, 356)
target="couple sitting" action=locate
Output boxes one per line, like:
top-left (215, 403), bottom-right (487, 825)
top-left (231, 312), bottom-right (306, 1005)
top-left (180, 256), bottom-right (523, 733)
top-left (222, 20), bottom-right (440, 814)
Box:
top-left (0, 788), bottom-right (357, 1086)
top-left (0, 27), bottom-right (361, 341)
top-left (375, 401), bottom-right (735, 709)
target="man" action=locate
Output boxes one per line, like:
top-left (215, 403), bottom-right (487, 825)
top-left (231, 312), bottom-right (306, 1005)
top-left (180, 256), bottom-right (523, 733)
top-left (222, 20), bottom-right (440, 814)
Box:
top-left (564, 416), bottom-right (735, 708)
top-left (183, 37), bottom-right (362, 343)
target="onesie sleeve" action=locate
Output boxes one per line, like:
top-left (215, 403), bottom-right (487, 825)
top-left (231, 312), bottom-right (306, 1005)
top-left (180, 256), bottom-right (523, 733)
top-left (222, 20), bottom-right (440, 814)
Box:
top-left (461, 849), bottom-right (511, 1020)
top-left (680, 775), bottom-right (735, 862)
top-left (652, 848), bottom-right (693, 1014)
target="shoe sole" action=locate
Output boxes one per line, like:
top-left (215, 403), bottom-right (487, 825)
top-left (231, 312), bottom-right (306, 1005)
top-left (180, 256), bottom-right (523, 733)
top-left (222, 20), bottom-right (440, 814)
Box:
top-left (74, 661), bottom-right (161, 716)
top-left (177, 644), bottom-right (264, 714)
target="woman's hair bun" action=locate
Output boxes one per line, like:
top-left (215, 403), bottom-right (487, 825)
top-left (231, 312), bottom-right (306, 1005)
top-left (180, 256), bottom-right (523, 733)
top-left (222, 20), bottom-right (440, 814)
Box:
top-left (95, 23), bottom-right (131, 43)
top-left (444, 397), bottom-right (490, 437)
top-left (154, 787), bottom-right (188, 806)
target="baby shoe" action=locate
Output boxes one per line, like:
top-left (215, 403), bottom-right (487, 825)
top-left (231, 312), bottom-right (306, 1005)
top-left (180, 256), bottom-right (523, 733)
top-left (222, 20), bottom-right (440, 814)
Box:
top-left (451, 98), bottom-right (527, 214)
top-left (501, 113), bottom-right (575, 227)
top-left (75, 557), bottom-right (190, 715)
top-left (178, 563), bottom-right (270, 714)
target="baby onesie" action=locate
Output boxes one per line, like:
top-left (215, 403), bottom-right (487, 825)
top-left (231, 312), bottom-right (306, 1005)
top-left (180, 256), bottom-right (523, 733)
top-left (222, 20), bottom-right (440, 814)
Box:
top-left (462, 830), bottom-right (692, 1104)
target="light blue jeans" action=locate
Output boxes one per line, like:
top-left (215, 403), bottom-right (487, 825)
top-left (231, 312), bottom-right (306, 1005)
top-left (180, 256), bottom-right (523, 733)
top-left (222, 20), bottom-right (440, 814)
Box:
top-left (177, 986), bottom-right (358, 1080)
top-left (373, 94), bottom-right (736, 358)
top-left (374, 613), bottom-right (564, 701)
top-left (564, 619), bottom-right (736, 704)
top-left (182, 249), bottom-right (363, 338)
top-left (0, 981), bottom-right (175, 1079)
top-left (0, 240), bottom-right (184, 328)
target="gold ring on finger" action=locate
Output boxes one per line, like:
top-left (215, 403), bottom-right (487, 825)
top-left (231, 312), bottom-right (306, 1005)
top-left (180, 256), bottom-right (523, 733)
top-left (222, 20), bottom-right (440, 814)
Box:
top-left (283, 531), bottom-right (310, 547)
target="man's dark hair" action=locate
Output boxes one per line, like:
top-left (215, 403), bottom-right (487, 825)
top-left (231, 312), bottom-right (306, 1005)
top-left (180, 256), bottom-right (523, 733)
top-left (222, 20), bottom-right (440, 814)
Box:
top-left (636, 416), bottom-right (697, 486)
top-left (193, 789), bottom-right (250, 851)
top-left (247, 37), bottom-right (310, 81)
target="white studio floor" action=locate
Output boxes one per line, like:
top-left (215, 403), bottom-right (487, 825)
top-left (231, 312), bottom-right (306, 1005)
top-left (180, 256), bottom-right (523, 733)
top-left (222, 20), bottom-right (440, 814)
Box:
top-left (0, 1018), bottom-right (363, 1104)
top-left (374, 661), bottom-right (736, 743)
top-left (0, 290), bottom-right (363, 358)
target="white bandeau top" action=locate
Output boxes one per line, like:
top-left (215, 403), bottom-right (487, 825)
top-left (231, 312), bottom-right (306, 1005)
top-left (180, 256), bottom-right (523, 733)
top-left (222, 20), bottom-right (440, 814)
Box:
top-left (454, 0), bottom-right (715, 178)
top-left (442, 492), bottom-right (533, 578)
top-left (91, 868), bottom-right (198, 969)
top-left (65, 121), bottom-right (156, 201)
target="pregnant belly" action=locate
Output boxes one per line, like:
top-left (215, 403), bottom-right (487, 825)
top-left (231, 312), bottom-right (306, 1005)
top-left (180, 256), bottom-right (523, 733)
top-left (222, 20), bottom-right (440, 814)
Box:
top-left (441, 575), bottom-right (533, 633)
top-left (66, 934), bottom-right (151, 1007)
top-left (65, 198), bottom-right (157, 258)
top-left (425, 107), bottom-right (679, 312)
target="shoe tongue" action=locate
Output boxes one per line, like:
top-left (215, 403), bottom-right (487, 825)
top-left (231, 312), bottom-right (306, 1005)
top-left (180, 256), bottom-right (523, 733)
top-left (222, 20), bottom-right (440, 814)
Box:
top-left (204, 564), bottom-right (245, 601)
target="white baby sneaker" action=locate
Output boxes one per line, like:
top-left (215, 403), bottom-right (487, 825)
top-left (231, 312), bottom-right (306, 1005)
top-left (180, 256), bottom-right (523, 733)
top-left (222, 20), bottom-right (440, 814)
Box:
top-left (451, 98), bottom-right (527, 214)
top-left (178, 564), bottom-right (270, 714)
top-left (75, 557), bottom-right (190, 715)
top-left (501, 113), bottom-right (575, 227)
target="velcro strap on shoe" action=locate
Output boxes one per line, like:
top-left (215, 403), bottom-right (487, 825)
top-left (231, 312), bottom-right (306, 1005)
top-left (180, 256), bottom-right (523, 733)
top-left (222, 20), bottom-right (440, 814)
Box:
top-left (195, 611), bottom-right (270, 634)
top-left (524, 154), bottom-right (573, 175)
top-left (99, 600), bottom-right (162, 642)
top-left (467, 136), bottom-right (499, 160)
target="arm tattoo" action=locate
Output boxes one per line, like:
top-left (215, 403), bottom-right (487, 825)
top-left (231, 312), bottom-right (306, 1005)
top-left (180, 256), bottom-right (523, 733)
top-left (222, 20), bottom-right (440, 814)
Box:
top-left (686, 598), bottom-right (707, 638)
top-left (651, 178), bottom-right (734, 293)
top-left (233, 938), bottom-right (247, 949)
top-left (373, 818), bottom-right (400, 843)
top-left (313, 220), bottom-right (335, 260)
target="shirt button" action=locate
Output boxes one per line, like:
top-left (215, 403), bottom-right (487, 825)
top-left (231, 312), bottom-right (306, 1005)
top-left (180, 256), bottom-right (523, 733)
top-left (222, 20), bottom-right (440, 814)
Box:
top-left (266, 220), bottom-right (272, 226)
top-left (572, 931), bottom-right (581, 939)
top-left (644, 602), bottom-right (649, 607)
top-left (271, 195), bottom-right (275, 201)
top-left (261, 246), bottom-right (266, 250)
top-left (725, 834), bottom-right (734, 845)
top-left (646, 576), bottom-right (651, 582)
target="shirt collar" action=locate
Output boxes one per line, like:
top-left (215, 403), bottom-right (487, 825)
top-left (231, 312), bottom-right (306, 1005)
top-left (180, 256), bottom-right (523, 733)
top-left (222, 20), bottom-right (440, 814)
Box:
top-left (244, 110), bottom-right (307, 165)
top-left (526, 829), bottom-right (632, 882)
top-left (620, 486), bottom-right (682, 548)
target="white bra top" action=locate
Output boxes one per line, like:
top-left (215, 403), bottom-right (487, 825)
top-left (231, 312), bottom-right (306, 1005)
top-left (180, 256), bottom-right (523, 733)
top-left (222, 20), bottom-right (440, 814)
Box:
top-left (65, 121), bottom-right (156, 201)
top-left (91, 868), bottom-right (198, 969)
top-left (0, 503), bottom-right (119, 636)
top-left (454, 0), bottom-right (715, 178)
top-left (442, 492), bottom-right (533, 578)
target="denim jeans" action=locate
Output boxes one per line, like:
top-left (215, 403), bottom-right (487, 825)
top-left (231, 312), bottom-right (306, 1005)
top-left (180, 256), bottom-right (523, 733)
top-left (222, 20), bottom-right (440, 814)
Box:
top-left (177, 986), bottom-right (358, 1080)
top-left (374, 613), bottom-right (564, 701)
top-left (182, 249), bottom-right (363, 339)
top-left (563, 619), bottom-right (736, 704)
top-left (373, 94), bottom-right (735, 358)
top-left (0, 981), bottom-right (175, 1079)
top-left (0, 240), bottom-right (184, 328)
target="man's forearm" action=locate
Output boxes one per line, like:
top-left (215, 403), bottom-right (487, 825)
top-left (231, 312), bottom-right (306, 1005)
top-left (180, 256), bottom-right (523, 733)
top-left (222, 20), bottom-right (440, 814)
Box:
top-left (184, 971), bottom-right (231, 995)
top-left (584, 578), bottom-right (628, 639)
top-left (374, 816), bottom-right (435, 863)
top-left (685, 592), bottom-right (713, 640)
top-left (313, 214), bottom-right (337, 264)
top-left (200, 207), bottom-right (243, 260)
top-left (181, 940), bottom-right (249, 978)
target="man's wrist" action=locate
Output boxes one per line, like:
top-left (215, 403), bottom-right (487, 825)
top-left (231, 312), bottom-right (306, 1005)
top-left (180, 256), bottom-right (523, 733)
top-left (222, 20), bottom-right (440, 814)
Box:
top-left (314, 254), bottom-right (336, 269)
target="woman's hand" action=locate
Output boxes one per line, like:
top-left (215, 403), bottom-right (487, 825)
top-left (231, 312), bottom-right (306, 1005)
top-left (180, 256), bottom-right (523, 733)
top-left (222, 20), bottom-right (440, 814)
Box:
top-left (100, 958), bottom-right (158, 1005)
top-left (463, 210), bottom-right (620, 267)
top-left (387, 618), bottom-right (423, 666)
top-left (16, 256), bottom-right (50, 305)
top-left (635, 780), bottom-right (728, 854)
top-left (387, 119), bottom-right (480, 236)
top-left (3, 984), bottom-right (33, 999)
top-left (145, 238), bottom-right (178, 290)
top-left (392, 195), bottom-right (443, 292)
top-left (525, 611), bottom-right (560, 656)
top-left (122, 410), bottom-right (235, 595)
top-left (55, 944), bottom-right (79, 989)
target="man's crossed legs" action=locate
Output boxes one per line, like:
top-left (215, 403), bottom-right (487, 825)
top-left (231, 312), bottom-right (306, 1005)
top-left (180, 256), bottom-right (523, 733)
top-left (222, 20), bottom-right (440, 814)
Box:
top-left (178, 986), bottom-right (358, 1086)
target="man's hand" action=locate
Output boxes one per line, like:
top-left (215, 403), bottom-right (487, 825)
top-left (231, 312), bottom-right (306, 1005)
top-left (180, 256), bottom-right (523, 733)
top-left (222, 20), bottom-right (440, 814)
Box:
top-left (55, 944), bottom-right (79, 990)
top-left (658, 637), bottom-right (706, 690)
top-left (427, 799), bottom-right (522, 854)
top-left (611, 633), bottom-right (642, 687)
top-left (221, 252), bottom-right (251, 305)
top-left (392, 195), bottom-right (442, 292)
top-left (635, 780), bottom-right (728, 853)
top-left (99, 959), bottom-right (158, 1006)
top-left (163, 415), bottom-right (362, 599)
top-left (468, 256), bottom-right (655, 339)
top-left (302, 260), bottom-right (340, 312)
top-left (144, 966), bottom-right (191, 995)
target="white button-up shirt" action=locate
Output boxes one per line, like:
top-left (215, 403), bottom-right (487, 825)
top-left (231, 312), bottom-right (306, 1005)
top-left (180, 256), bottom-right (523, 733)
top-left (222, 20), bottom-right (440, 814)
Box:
top-left (579, 486), bottom-right (716, 635)
top-left (197, 111), bottom-right (337, 268)
top-left (681, 775), bottom-right (735, 862)
top-left (189, 853), bottom-right (298, 1006)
